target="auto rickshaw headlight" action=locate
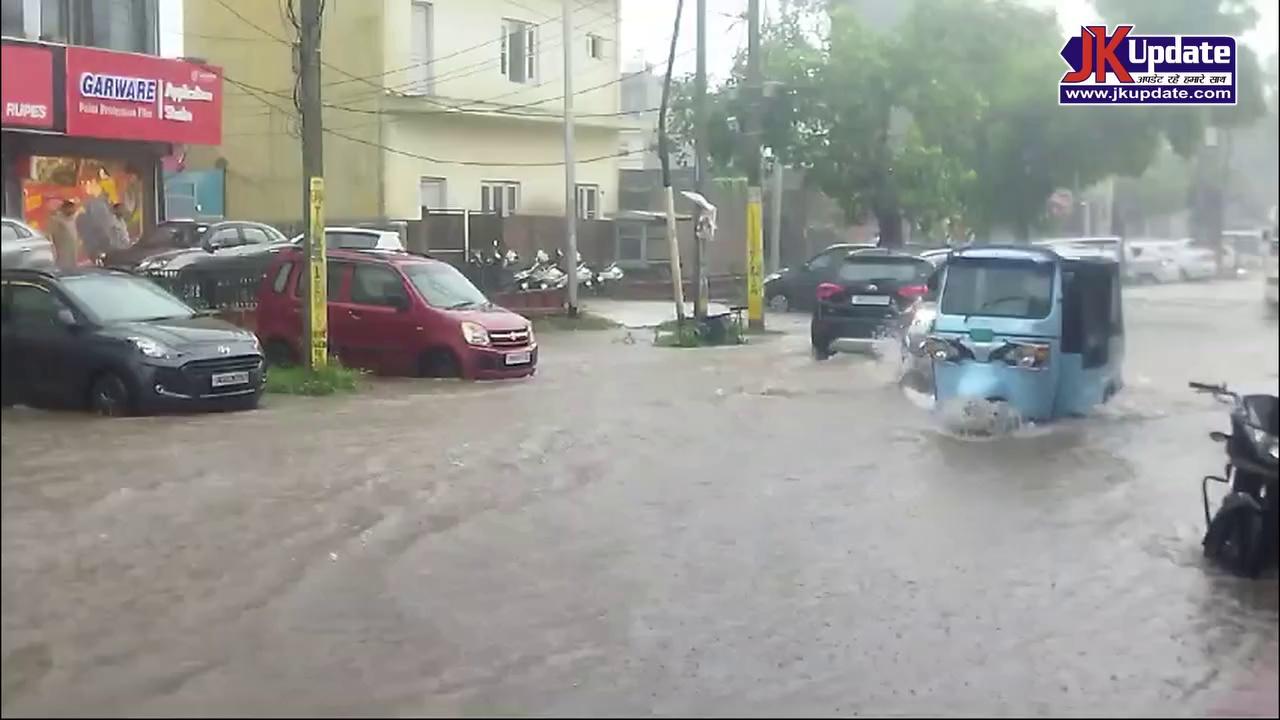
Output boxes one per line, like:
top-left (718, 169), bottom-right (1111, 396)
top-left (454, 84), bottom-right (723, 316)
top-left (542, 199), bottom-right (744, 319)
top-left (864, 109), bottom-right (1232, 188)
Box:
top-left (997, 342), bottom-right (1051, 370)
top-left (922, 335), bottom-right (961, 362)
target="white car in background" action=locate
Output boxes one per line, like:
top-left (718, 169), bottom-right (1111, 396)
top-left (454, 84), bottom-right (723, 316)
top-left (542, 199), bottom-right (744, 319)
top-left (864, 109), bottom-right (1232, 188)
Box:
top-left (1034, 236), bottom-right (1123, 264)
top-left (1168, 239), bottom-right (1219, 281)
top-left (1124, 239), bottom-right (1182, 284)
top-left (289, 226), bottom-right (406, 252)
top-left (1, 217), bottom-right (56, 270)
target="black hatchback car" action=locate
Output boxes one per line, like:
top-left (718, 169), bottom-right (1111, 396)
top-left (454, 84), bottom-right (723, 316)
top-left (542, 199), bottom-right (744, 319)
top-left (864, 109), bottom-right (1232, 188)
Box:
top-left (1, 268), bottom-right (264, 415)
top-left (810, 249), bottom-right (934, 359)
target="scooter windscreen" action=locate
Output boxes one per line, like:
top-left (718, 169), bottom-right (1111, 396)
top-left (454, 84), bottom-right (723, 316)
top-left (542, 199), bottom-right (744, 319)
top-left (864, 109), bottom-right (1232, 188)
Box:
top-left (1236, 394), bottom-right (1279, 464)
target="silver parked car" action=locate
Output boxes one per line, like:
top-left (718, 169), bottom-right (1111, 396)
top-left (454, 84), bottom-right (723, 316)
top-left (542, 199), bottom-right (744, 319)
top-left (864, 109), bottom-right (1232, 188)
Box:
top-left (1, 217), bottom-right (56, 270)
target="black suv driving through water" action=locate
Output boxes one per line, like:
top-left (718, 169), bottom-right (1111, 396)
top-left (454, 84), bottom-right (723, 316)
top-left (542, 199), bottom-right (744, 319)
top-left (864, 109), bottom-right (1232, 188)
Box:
top-left (810, 249), bottom-right (934, 359)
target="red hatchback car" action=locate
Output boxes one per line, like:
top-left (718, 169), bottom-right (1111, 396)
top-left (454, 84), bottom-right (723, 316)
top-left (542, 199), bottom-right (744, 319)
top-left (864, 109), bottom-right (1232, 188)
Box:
top-left (256, 248), bottom-right (536, 379)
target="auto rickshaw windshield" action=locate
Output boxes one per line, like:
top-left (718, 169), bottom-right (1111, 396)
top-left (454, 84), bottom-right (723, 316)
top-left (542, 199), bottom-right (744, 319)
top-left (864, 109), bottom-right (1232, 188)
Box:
top-left (941, 259), bottom-right (1055, 319)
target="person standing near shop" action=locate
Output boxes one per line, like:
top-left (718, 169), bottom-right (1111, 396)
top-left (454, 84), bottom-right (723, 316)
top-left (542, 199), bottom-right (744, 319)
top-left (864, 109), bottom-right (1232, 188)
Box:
top-left (47, 200), bottom-right (82, 270)
top-left (108, 203), bottom-right (133, 251)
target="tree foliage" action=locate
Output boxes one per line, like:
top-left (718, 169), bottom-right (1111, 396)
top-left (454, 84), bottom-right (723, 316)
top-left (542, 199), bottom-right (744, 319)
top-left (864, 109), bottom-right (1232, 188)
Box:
top-left (665, 0), bottom-right (1268, 242)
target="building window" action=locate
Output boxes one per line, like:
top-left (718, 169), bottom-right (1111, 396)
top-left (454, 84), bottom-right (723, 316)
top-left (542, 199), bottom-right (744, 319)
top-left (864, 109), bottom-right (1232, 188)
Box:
top-left (500, 18), bottom-right (536, 84)
top-left (1, 0), bottom-right (25, 37)
top-left (617, 223), bottom-right (643, 263)
top-left (615, 221), bottom-right (668, 268)
top-left (407, 1), bottom-right (434, 94)
top-left (575, 184), bottom-right (599, 219)
top-left (419, 177), bottom-right (447, 211)
top-left (3, 0), bottom-right (157, 52)
top-left (586, 33), bottom-right (604, 60)
top-left (481, 181), bottom-right (519, 216)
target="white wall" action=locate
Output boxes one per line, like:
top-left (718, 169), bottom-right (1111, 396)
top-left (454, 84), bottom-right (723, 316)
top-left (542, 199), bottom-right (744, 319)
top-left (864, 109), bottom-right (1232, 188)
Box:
top-left (382, 0), bottom-right (620, 117)
top-left (378, 0), bottom-right (622, 218)
top-left (384, 114), bottom-right (620, 218)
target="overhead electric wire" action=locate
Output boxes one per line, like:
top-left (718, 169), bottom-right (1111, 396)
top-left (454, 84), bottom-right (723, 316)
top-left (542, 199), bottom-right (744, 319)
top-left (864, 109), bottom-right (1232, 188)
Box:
top-left (210, 0), bottom-right (616, 102)
top-left (221, 3), bottom-right (621, 113)
top-left (225, 76), bottom-right (646, 167)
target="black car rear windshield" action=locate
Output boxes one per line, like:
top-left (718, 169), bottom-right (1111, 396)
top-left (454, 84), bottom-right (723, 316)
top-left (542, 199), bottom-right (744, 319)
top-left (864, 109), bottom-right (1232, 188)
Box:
top-left (940, 259), bottom-right (1054, 319)
top-left (837, 256), bottom-right (930, 283)
top-left (61, 274), bottom-right (195, 324)
top-left (404, 263), bottom-right (488, 309)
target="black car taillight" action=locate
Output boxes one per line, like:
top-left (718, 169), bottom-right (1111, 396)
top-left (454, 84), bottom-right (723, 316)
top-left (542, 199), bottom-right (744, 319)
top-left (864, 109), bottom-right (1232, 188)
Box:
top-left (816, 282), bottom-right (843, 302)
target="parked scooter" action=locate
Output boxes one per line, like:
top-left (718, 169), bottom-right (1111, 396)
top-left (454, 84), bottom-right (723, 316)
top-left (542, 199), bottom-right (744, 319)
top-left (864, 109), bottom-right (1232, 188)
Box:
top-left (553, 249), bottom-right (596, 291)
top-left (593, 262), bottom-right (624, 294)
top-left (514, 249), bottom-right (565, 291)
top-left (464, 240), bottom-right (513, 292)
top-left (1190, 381), bottom-right (1279, 578)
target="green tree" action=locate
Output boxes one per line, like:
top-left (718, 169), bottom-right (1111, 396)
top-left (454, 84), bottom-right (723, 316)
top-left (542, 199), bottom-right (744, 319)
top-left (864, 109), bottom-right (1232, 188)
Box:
top-left (1093, 0), bottom-right (1266, 152)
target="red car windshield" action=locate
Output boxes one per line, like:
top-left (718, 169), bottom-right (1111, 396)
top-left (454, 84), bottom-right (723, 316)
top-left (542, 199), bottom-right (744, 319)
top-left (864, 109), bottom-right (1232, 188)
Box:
top-left (403, 263), bottom-right (489, 309)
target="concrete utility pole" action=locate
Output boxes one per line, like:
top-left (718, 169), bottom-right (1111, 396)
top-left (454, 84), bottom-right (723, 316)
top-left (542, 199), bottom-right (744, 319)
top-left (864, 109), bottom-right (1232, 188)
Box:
top-left (299, 0), bottom-right (327, 369)
top-left (693, 0), bottom-right (709, 319)
top-left (562, 0), bottom-right (579, 316)
top-left (769, 157), bottom-right (783, 273)
top-left (744, 0), bottom-right (764, 330)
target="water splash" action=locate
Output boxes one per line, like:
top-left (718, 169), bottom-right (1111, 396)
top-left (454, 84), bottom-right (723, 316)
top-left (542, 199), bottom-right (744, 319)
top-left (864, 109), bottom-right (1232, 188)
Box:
top-left (936, 397), bottom-right (1029, 437)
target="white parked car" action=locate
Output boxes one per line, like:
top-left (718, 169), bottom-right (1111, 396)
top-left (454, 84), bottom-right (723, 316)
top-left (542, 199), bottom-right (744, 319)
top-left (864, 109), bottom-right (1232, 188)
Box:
top-left (1168, 240), bottom-right (1218, 281)
top-left (289, 226), bottom-right (405, 252)
top-left (1124, 239), bottom-right (1182, 284)
top-left (1033, 236), bottom-right (1123, 264)
top-left (1, 217), bottom-right (56, 270)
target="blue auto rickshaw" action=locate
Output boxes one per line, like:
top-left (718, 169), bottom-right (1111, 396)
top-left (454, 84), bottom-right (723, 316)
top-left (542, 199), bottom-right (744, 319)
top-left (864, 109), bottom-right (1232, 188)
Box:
top-left (920, 245), bottom-right (1124, 421)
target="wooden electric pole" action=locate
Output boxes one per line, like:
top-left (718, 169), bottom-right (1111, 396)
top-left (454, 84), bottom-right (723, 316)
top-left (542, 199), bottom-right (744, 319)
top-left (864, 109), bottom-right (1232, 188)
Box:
top-left (299, 0), bottom-right (327, 369)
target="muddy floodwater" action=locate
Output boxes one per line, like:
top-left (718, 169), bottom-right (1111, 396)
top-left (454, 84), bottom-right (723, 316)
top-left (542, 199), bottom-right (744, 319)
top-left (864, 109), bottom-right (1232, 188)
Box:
top-left (3, 281), bottom-right (1277, 716)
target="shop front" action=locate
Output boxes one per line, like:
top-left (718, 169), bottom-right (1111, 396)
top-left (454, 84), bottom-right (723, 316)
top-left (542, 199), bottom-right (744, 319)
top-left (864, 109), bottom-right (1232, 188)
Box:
top-left (1, 39), bottom-right (221, 250)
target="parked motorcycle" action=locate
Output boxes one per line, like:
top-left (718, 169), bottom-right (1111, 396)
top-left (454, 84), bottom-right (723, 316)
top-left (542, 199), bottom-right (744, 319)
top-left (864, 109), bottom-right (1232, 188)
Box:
top-left (514, 249), bottom-right (564, 291)
top-left (594, 262), bottom-right (624, 294)
top-left (1190, 381), bottom-right (1279, 578)
top-left (554, 249), bottom-right (596, 291)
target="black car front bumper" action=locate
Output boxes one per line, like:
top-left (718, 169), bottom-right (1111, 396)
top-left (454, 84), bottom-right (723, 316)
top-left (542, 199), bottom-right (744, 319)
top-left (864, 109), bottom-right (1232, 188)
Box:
top-left (141, 354), bottom-right (265, 411)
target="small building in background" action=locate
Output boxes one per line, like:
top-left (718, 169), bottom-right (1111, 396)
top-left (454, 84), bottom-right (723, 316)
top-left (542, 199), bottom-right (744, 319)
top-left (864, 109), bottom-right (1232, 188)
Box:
top-left (182, 0), bottom-right (623, 227)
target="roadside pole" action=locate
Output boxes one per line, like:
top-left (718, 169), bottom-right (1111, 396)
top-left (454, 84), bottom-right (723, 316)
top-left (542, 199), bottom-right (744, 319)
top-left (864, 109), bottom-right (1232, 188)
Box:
top-left (658, 0), bottom-right (687, 323)
top-left (692, 0), bottom-right (709, 320)
top-left (745, 0), bottom-right (764, 331)
top-left (769, 158), bottom-right (783, 273)
top-left (561, 0), bottom-right (579, 316)
top-left (299, 0), bottom-right (327, 369)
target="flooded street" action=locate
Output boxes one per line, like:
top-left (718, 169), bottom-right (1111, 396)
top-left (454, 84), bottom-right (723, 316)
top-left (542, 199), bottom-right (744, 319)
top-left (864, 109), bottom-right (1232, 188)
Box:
top-left (3, 281), bottom-right (1277, 716)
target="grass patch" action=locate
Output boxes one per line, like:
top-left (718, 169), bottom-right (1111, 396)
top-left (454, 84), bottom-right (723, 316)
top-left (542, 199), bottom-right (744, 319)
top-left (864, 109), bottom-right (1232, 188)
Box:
top-left (653, 316), bottom-right (747, 348)
top-left (532, 312), bottom-right (619, 332)
top-left (265, 361), bottom-right (363, 396)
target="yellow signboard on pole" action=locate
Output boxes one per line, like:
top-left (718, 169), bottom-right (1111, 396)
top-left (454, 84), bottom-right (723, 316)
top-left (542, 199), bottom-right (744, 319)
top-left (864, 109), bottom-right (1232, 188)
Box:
top-left (746, 186), bottom-right (765, 330)
top-left (307, 176), bottom-right (327, 369)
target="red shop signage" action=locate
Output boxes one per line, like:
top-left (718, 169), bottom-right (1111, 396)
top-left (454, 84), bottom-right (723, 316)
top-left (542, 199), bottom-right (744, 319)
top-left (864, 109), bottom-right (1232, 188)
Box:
top-left (1, 43), bottom-right (57, 130)
top-left (65, 46), bottom-right (223, 145)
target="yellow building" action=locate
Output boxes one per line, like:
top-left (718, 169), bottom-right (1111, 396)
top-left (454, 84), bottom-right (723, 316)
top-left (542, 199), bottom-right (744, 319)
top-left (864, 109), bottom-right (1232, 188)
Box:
top-left (184, 0), bottom-right (622, 224)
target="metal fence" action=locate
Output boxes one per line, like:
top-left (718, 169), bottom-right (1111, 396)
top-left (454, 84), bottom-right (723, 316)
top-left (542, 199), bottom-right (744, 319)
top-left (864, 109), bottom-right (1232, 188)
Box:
top-left (143, 267), bottom-right (264, 310)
